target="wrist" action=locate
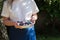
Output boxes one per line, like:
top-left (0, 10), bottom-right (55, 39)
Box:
top-left (12, 22), bottom-right (16, 26)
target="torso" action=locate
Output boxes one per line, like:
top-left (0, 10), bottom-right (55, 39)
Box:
top-left (9, 0), bottom-right (34, 22)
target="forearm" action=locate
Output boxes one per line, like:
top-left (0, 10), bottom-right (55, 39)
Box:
top-left (3, 20), bottom-right (15, 26)
top-left (1, 17), bottom-right (15, 26)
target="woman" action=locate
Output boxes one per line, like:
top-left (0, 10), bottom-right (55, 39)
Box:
top-left (1, 0), bottom-right (39, 40)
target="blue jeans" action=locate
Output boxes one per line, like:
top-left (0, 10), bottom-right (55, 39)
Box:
top-left (6, 26), bottom-right (36, 40)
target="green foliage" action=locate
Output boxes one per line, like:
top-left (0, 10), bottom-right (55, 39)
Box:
top-left (35, 0), bottom-right (60, 36)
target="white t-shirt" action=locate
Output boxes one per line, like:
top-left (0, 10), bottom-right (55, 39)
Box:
top-left (1, 0), bottom-right (39, 22)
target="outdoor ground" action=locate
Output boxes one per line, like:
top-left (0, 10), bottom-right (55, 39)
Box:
top-left (37, 35), bottom-right (60, 40)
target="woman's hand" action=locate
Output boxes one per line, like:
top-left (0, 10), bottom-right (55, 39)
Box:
top-left (14, 22), bottom-right (33, 29)
top-left (30, 14), bottom-right (38, 24)
top-left (14, 23), bottom-right (25, 29)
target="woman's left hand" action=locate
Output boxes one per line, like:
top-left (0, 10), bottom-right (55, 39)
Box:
top-left (30, 14), bottom-right (38, 24)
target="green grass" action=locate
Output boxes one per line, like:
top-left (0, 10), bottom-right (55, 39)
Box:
top-left (37, 35), bottom-right (60, 40)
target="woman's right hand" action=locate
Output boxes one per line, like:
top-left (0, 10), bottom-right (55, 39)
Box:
top-left (14, 22), bottom-right (25, 29)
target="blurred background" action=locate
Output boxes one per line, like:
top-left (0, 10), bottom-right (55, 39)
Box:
top-left (0, 0), bottom-right (60, 40)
